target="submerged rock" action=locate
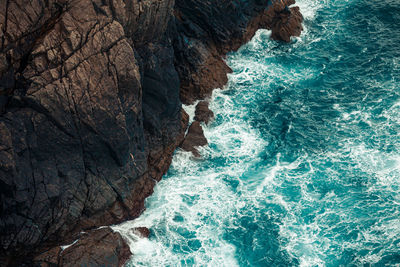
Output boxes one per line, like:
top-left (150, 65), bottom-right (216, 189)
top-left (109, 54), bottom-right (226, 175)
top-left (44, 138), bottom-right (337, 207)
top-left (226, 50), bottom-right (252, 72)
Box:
top-left (133, 227), bottom-right (151, 238)
top-left (194, 101), bottom-right (214, 125)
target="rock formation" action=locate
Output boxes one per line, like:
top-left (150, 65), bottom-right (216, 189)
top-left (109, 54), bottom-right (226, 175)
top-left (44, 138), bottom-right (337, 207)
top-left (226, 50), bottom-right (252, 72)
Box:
top-left (0, 0), bottom-right (302, 265)
top-left (194, 101), bottom-right (214, 125)
top-left (268, 0), bottom-right (303, 42)
top-left (180, 121), bottom-right (208, 157)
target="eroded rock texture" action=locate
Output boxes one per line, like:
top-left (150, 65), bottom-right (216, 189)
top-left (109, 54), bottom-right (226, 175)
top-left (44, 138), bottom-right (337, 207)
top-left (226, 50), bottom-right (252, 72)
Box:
top-left (0, 0), bottom-right (183, 265)
top-left (174, 0), bottom-right (303, 104)
top-left (0, 0), bottom-right (302, 265)
top-left (267, 0), bottom-right (303, 42)
top-left (34, 227), bottom-right (131, 267)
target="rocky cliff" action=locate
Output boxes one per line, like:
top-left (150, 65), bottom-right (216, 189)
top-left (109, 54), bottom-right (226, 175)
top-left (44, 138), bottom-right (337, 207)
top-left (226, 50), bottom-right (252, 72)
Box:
top-left (0, 0), bottom-right (302, 265)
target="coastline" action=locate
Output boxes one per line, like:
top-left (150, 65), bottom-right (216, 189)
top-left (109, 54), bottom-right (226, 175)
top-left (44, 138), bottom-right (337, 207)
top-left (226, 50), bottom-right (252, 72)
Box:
top-left (112, 1), bottom-right (303, 265)
top-left (0, 0), bottom-right (302, 265)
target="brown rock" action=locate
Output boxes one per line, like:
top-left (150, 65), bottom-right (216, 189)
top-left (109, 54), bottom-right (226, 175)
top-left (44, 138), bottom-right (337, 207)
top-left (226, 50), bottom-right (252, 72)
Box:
top-left (174, 0), bottom-right (303, 105)
top-left (133, 227), bottom-right (151, 238)
top-left (263, 0), bottom-right (304, 42)
top-left (194, 101), bottom-right (214, 125)
top-left (181, 121), bottom-right (208, 157)
top-left (33, 246), bottom-right (62, 267)
top-left (34, 227), bottom-right (131, 267)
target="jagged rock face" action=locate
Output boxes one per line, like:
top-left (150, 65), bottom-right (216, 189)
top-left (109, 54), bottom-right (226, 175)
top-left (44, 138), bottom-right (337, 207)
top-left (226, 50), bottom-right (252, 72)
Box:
top-left (0, 0), bottom-right (302, 265)
top-left (180, 101), bottom-right (214, 157)
top-left (0, 0), bottom-right (183, 264)
top-left (173, 0), bottom-right (303, 104)
top-left (173, 0), bottom-right (261, 104)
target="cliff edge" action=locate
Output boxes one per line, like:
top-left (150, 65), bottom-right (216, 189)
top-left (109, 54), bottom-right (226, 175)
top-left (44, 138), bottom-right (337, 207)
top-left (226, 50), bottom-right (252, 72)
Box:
top-left (0, 0), bottom-right (302, 265)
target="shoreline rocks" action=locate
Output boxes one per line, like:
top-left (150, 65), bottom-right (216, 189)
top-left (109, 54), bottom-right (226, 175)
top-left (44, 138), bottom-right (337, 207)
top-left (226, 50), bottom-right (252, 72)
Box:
top-left (0, 0), bottom-right (302, 265)
top-left (33, 227), bottom-right (131, 267)
top-left (133, 227), bottom-right (151, 238)
top-left (194, 101), bottom-right (214, 125)
top-left (268, 0), bottom-right (303, 42)
top-left (180, 121), bottom-right (208, 157)
top-left (180, 101), bottom-right (213, 157)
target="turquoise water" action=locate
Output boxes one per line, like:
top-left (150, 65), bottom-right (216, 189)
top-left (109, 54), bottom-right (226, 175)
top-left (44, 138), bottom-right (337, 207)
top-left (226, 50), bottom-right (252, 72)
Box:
top-left (114, 0), bottom-right (400, 265)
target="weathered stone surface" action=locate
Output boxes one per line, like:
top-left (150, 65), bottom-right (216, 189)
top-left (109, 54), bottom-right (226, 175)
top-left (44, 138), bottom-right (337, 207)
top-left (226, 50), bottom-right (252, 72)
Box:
top-left (0, 0), bottom-right (182, 265)
top-left (34, 227), bottom-right (131, 267)
top-left (267, 0), bottom-right (303, 42)
top-left (33, 246), bottom-right (62, 267)
top-left (194, 101), bottom-right (214, 125)
top-left (173, 0), bottom-right (303, 104)
top-left (0, 0), bottom-right (302, 265)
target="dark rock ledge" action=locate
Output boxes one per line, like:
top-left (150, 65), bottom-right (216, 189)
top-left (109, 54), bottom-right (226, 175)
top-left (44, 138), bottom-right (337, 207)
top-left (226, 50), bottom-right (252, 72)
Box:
top-left (34, 227), bottom-right (131, 267)
top-left (0, 0), bottom-right (302, 266)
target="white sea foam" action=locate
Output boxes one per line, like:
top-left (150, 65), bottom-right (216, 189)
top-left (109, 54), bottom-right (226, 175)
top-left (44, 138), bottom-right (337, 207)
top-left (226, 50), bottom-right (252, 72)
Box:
top-left (183, 101), bottom-right (199, 125)
top-left (114, 165), bottom-right (242, 266)
top-left (60, 239), bottom-right (79, 250)
top-left (301, 0), bottom-right (326, 19)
